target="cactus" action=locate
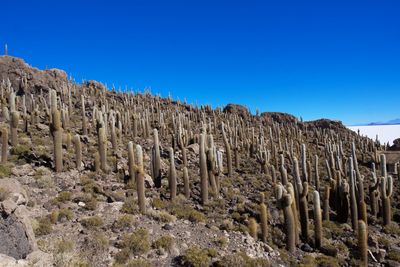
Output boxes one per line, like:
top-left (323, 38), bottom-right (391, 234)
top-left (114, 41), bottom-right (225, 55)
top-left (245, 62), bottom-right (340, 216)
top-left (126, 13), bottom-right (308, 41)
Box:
top-left (10, 111), bottom-right (19, 146)
top-left (248, 217), bottom-right (258, 240)
top-left (276, 183), bottom-right (296, 253)
top-left (151, 129), bottom-right (162, 188)
top-left (358, 220), bottom-right (368, 266)
top-left (74, 134), bottom-right (82, 170)
top-left (221, 122), bottom-right (232, 177)
top-left (337, 179), bottom-right (350, 223)
top-left (183, 166), bottom-right (190, 198)
top-left (286, 183), bottom-right (299, 245)
top-left (314, 155), bottom-right (320, 192)
top-left (313, 190), bottom-right (322, 249)
top-left (369, 163), bottom-right (379, 218)
top-left (168, 147), bottom-right (177, 200)
top-left (349, 157), bottom-right (358, 231)
top-left (260, 192), bottom-right (268, 243)
top-left (98, 125), bottom-right (107, 172)
top-left (81, 95), bottom-right (87, 135)
top-left (380, 174), bottom-right (393, 226)
top-left (128, 141), bottom-right (135, 182)
top-left (50, 109), bottom-right (63, 172)
top-left (206, 144), bottom-right (218, 196)
top-left (1, 127), bottom-right (8, 163)
top-left (199, 131), bottom-right (209, 205)
top-left (293, 157), bottom-right (309, 242)
top-left (323, 185), bottom-right (330, 221)
top-left (135, 144), bottom-right (146, 213)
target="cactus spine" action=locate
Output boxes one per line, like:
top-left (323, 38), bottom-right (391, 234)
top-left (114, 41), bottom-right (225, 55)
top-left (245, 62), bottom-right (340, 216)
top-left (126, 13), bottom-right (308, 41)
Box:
top-left (135, 144), bottom-right (146, 213)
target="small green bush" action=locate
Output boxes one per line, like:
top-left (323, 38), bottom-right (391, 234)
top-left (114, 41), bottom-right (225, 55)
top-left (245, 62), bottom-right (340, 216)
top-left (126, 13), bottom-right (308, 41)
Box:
top-left (121, 228), bottom-right (150, 255)
top-left (33, 216), bottom-right (53, 236)
top-left (152, 235), bottom-right (174, 252)
top-left (112, 214), bottom-right (135, 231)
top-left (81, 216), bottom-right (104, 229)
top-left (181, 246), bottom-right (212, 267)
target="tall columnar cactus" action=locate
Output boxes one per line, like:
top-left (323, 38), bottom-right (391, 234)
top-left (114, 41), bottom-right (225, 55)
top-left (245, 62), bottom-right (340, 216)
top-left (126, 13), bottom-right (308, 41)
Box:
top-left (183, 166), bottom-right (190, 198)
top-left (135, 144), bottom-right (146, 213)
top-left (10, 111), bottom-right (19, 146)
top-left (74, 134), bottom-right (82, 170)
top-left (50, 109), bottom-right (63, 172)
top-left (337, 179), bottom-right (350, 223)
top-left (151, 129), bottom-right (162, 188)
top-left (349, 157), bottom-right (358, 231)
top-left (358, 220), bottom-right (368, 266)
top-left (260, 192), bottom-right (268, 243)
top-left (369, 163), bottom-right (379, 218)
top-left (221, 122), bottom-right (232, 177)
top-left (313, 190), bottom-right (322, 249)
top-left (206, 144), bottom-right (218, 196)
top-left (66, 132), bottom-right (71, 151)
top-left (323, 185), bottom-right (330, 221)
top-left (286, 183), bottom-right (299, 245)
top-left (168, 147), bottom-right (177, 200)
top-left (81, 95), bottom-right (88, 135)
top-left (177, 126), bottom-right (188, 167)
top-left (127, 141), bottom-right (135, 182)
top-left (248, 217), bottom-right (258, 240)
top-left (199, 131), bottom-right (209, 205)
top-left (1, 127), bottom-right (8, 163)
top-left (276, 183), bottom-right (296, 253)
top-left (98, 125), bottom-right (107, 172)
top-left (380, 174), bottom-right (393, 226)
top-left (314, 155), bottom-right (320, 192)
top-left (301, 144), bottom-right (308, 183)
top-left (293, 157), bottom-right (309, 242)
top-left (280, 154), bottom-right (288, 185)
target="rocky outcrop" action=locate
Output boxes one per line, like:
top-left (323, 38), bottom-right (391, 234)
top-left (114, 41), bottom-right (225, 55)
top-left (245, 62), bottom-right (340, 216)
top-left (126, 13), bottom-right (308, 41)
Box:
top-left (0, 56), bottom-right (68, 95)
top-left (261, 112), bottom-right (298, 124)
top-left (223, 104), bottom-right (251, 118)
top-left (305, 119), bottom-right (347, 131)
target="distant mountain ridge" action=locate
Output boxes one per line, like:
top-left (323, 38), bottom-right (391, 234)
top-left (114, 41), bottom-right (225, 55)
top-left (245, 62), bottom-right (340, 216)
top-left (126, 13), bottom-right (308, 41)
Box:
top-left (352, 118), bottom-right (400, 126)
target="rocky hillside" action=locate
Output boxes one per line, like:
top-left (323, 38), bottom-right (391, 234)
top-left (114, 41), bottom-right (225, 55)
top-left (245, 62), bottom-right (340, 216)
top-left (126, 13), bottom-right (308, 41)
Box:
top-left (0, 55), bottom-right (399, 267)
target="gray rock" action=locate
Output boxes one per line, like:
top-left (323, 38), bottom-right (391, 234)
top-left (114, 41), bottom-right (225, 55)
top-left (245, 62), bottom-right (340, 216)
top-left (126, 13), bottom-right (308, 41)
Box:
top-left (0, 213), bottom-right (31, 259)
top-left (1, 200), bottom-right (17, 215)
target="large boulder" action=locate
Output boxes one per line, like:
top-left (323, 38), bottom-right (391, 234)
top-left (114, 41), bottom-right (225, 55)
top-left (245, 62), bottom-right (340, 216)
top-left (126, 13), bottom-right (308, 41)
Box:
top-left (0, 179), bottom-right (36, 260)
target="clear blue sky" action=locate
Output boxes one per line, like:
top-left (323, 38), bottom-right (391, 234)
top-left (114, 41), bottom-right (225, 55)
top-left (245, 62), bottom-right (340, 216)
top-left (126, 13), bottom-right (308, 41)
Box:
top-left (1, 0), bottom-right (399, 125)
